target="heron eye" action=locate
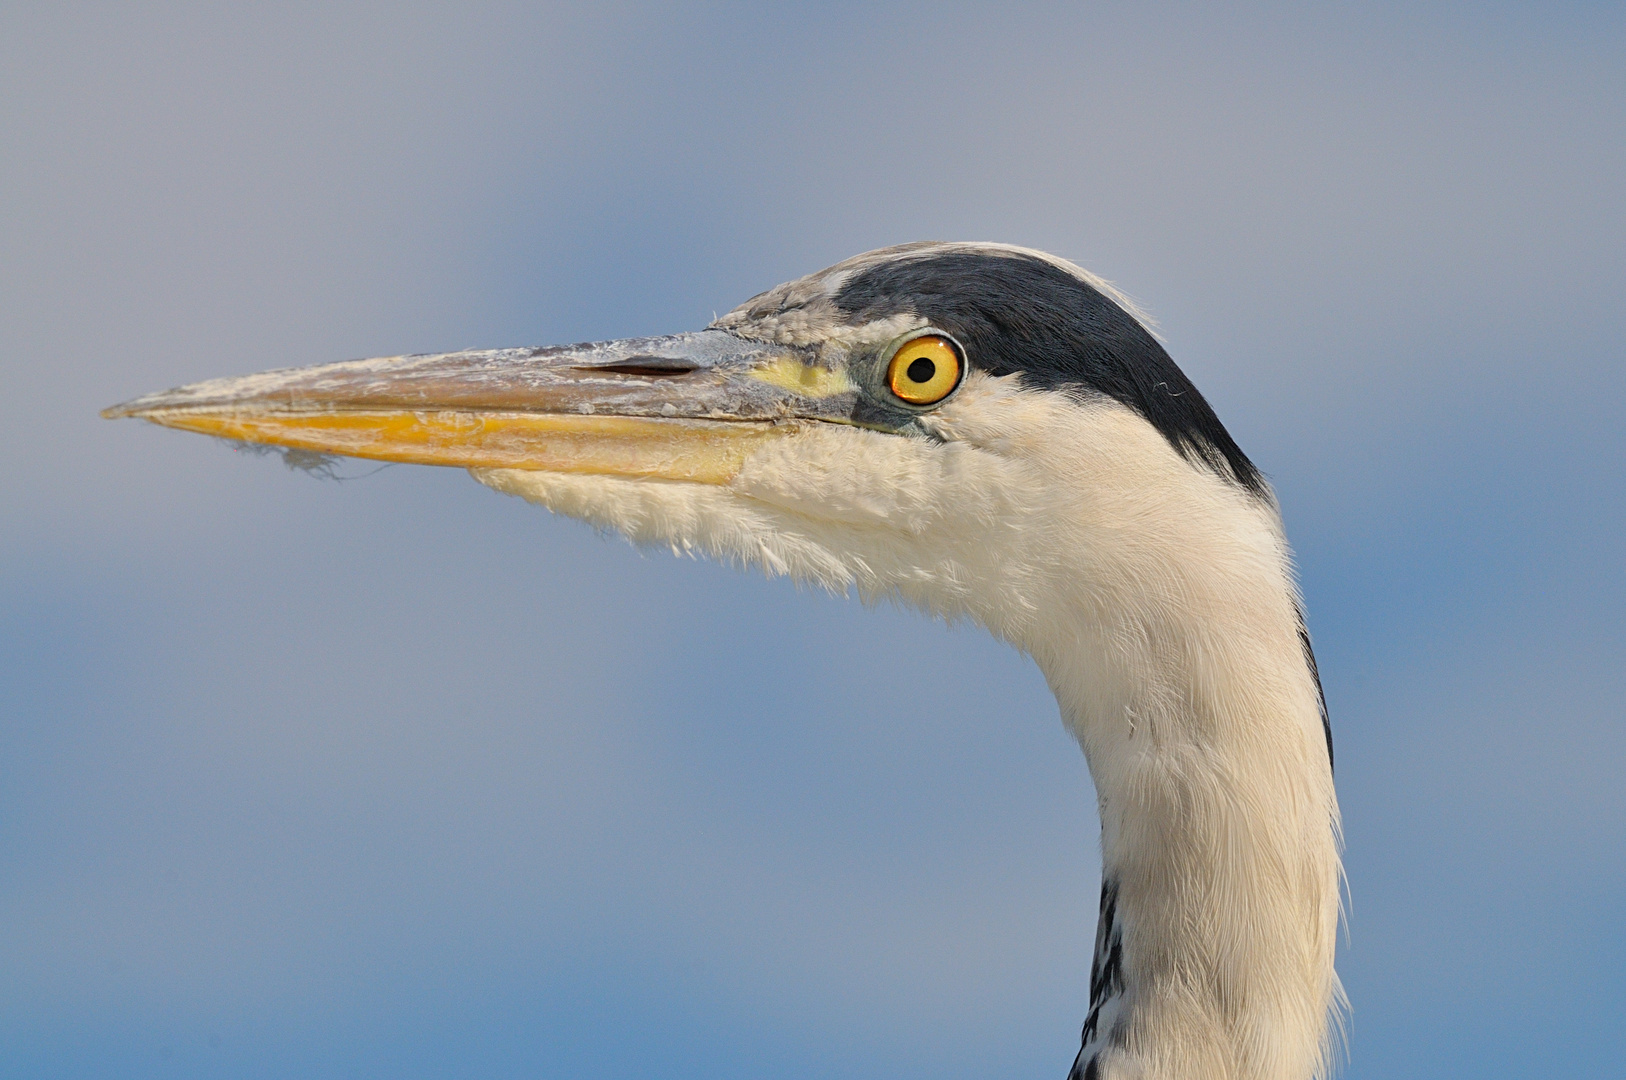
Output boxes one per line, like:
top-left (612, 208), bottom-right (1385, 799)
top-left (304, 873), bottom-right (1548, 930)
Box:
top-left (886, 335), bottom-right (962, 405)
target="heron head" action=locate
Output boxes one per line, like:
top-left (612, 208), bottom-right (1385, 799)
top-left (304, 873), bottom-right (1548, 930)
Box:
top-left (105, 242), bottom-right (1264, 642)
top-left (105, 243), bottom-right (1340, 1080)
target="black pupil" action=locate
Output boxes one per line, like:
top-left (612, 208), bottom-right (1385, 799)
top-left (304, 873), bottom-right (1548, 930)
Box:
top-left (906, 357), bottom-right (937, 383)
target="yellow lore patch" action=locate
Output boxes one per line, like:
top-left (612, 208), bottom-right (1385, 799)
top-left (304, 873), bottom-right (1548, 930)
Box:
top-left (747, 358), bottom-right (857, 399)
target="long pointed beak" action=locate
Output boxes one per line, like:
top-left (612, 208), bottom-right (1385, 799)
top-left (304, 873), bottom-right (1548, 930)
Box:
top-left (103, 331), bottom-right (860, 484)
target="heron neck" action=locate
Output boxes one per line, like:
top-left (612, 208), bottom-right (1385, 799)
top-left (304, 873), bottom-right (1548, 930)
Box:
top-left (1024, 503), bottom-right (1342, 1080)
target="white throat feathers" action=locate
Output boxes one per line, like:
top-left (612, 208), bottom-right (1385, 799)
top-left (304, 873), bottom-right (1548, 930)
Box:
top-left (477, 370), bottom-right (1344, 1080)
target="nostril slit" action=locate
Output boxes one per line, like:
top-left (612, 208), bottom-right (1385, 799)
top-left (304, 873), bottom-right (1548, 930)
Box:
top-left (584, 355), bottom-right (702, 376)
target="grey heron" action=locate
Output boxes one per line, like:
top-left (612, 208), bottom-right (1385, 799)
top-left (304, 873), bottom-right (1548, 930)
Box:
top-left (105, 242), bottom-right (1343, 1080)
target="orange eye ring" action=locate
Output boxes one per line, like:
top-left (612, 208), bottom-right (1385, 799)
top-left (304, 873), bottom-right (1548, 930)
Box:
top-left (886, 334), bottom-right (963, 406)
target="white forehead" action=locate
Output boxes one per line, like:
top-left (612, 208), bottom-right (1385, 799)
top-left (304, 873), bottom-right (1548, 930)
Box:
top-left (710, 241), bottom-right (1157, 347)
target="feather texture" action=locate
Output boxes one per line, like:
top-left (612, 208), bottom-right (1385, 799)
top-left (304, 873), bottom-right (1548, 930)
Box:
top-left (476, 370), bottom-right (1343, 1080)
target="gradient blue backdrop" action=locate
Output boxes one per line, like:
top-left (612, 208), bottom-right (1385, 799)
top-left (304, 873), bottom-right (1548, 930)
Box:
top-left (3, 3), bottom-right (1622, 1077)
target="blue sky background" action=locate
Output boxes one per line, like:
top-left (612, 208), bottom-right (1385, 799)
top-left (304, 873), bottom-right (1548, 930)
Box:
top-left (2, 3), bottom-right (1623, 1077)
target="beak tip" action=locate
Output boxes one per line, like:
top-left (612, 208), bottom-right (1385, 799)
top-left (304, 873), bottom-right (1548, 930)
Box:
top-left (103, 392), bottom-right (176, 420)
top-left (102, 396), bottom-right (162, 420)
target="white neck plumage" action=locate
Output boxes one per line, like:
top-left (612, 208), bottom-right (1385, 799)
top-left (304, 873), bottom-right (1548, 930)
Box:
top-left (1005, 412), bottom-right (1344, 1080)
top-left (477, 378), bottom-right (1344, 1080)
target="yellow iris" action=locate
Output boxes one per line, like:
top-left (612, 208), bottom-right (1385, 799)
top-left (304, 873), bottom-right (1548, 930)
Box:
top-left (886, 335), bottom-right (963, 405)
